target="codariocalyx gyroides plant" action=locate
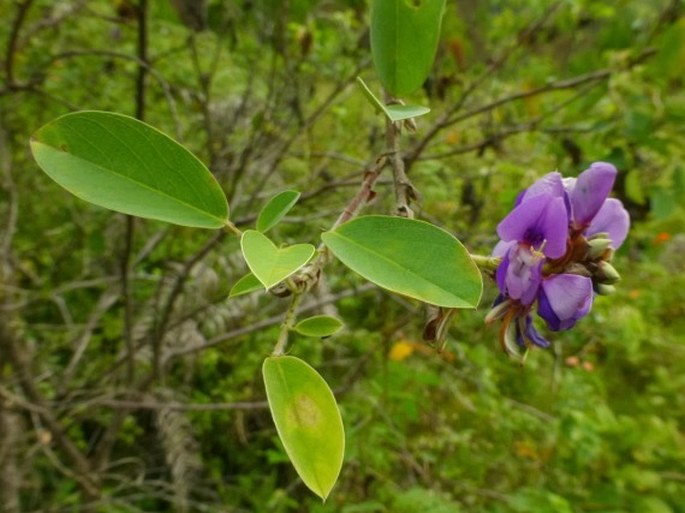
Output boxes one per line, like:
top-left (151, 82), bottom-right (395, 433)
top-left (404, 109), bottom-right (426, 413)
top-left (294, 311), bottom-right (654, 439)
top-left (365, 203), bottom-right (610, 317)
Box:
top-left (28, 0), bottom-right (629, 501)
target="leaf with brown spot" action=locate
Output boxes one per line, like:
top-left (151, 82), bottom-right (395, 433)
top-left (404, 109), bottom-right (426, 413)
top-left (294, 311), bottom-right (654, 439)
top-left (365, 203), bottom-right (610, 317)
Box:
top-left (262, 356), bottom-right (345, 500)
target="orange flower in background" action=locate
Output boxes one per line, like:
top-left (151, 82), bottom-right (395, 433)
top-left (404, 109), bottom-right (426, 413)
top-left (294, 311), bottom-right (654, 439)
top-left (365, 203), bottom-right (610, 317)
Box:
top-left (653, 232), bottom-right (671, 245)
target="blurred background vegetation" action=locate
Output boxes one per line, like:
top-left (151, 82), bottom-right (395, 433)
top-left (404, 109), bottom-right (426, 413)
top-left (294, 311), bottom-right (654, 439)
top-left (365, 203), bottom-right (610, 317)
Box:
top-left (1, 0), bottom-right (684, 511)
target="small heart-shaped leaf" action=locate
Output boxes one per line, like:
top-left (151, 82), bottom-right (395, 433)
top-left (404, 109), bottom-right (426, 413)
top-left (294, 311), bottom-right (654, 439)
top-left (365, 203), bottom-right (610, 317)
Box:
top-left (241, 230), bottom-right (315, 290)
top-left (294, 315), bottom-right (344, 337)
top-left (229, 272), bottom-right (263, 298)
top-left (263, 356), bottom-right (345, 500)
top-left (257, 190), bottom-right (301, 233)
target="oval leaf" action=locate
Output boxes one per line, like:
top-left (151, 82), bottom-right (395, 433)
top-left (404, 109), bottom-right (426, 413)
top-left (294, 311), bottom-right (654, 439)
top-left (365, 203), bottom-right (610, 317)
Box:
top-left (229, 272), bottom-right (262, 298)
top-left (257, 190), bottom-right (301, 232)
top-left (371, 0), bottom-right (446, 96)
top-left (263, 356), bottom-right (344, 500)
top-left (241, 230), bottom-right (315, 290)
top-left (294, 315), bottom-right (344, 337)
top-left (321, 215), bottom-right (482, 308)
top-left (30, 111), bottom-right (229, 228)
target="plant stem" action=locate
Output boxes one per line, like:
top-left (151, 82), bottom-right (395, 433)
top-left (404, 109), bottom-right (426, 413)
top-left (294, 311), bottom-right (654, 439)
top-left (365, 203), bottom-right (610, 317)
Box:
top-left (272, 293), bottom-right (302, 356)
top-left (470, 254), bottom-right (501, 272)
top-left (383, 92), bottom-right (415, 218)
top-left (224, 220), bottom-right (242, 236)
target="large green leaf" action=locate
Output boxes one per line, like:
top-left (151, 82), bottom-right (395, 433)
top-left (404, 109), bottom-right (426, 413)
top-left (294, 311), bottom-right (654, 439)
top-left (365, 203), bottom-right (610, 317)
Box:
top-left (371, 0), bottom-right (446, 97)
top-left (263, 356), bottom-right (345, 500)
top-left (241, 230), bottom-right (315, 290)
top-left (30, 111), bottom-right (229, 228)
top-left (321, 215), bottom-right (482, 308)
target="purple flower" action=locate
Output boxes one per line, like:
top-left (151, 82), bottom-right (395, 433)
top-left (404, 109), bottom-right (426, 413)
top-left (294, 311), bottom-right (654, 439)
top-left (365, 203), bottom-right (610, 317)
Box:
top-left (495, 192), bottom-right (568, 308)
top-left (487, 162), bottom-right (630, 360)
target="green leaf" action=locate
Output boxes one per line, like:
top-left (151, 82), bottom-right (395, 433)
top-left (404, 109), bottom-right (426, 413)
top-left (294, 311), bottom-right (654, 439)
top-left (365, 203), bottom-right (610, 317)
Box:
top-left (262, 356), bottom-right (344, 500)
top-left (294, 315), bottom-right (344, 337)
top-left (257, 190), bottom-right (301, 232)
top-left (30, 111), bottom-right (229, 228)
top-left (241, 230), bottom-right (315, 290)
top-left (385, 104), bottom-right (431, 122)
top-left (321, 215), bottom-right (482, 308)
top-left (356, 77), bottom-right (430, 121)
top-left (371, 0), bottom-right (446, 97)
top-left (229, 272), bottom-right (262, 298)
top-left (356, 76), bottom-right (387, 115)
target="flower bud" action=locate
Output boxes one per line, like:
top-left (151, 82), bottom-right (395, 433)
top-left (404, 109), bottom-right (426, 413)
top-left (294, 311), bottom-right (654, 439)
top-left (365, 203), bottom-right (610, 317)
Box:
top-left (594, 283), bottom-right (616, 295)
top-left (594, 261), bottom-right (621, 284)
top-left (586, 237), bottom-right (612, 260)
top-left (484, 298), bottom-right (512, 324)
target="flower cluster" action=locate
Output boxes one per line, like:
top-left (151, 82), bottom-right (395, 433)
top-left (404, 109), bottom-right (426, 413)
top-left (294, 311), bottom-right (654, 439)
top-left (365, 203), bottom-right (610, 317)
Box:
top-left (486, 162), bottom-right (630, 360)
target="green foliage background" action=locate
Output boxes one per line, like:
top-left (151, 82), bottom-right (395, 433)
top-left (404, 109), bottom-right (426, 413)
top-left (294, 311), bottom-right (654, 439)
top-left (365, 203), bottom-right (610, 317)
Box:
top-left (1, 0), bottom-right (684, 512)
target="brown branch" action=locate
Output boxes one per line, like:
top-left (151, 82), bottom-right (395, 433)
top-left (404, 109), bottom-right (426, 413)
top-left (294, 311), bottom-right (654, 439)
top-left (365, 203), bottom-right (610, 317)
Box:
top-left (0, 324), bottom-right (100, 500)
top-left (152, 231), bottom-right (227, 370)
top-left (405, 1), bottom-right (564, 167)
top-left (40, 49), bottom-right (181, 135)
top-left (134, 0), bottom-right (148, 120)
top-left (167, 283), bottom-right (377, 359)
top-left (89, 398), bottom-right (269, 411)
top-left (5, 0), bottom-right (34, 89)
top-left (0, 397), bottom-right (21, 512)
top-left (420, 80), bottom-right (605, 161)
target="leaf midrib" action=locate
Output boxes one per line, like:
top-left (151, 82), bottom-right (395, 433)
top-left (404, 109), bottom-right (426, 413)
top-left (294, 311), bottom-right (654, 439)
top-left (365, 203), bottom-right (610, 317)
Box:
top-left (32, 140), bottom-right (227, 225)
top-left (325, 231), bottom-right (476, 307)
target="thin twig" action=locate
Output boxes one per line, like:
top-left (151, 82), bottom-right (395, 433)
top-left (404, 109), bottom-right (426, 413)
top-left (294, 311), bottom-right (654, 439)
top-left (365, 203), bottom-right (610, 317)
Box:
top-left (4, 0), bottom-right (35, 89)
top-left (383, 93), bottom-right (414, 218)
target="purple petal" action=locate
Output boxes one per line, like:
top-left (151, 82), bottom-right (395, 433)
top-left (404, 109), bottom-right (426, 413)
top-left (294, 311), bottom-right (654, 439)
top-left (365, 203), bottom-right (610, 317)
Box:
top-left (498, 194), bottom-right (552, 242)
top-left (538, 274), bottom-right (593, 331)
top-left (520, 172), bottom-right (565, 203)
top-left (537, 287), bottom-right (561, 330)
top-left (497, 194), bottom-right (568, 258)
top-left (504, 245), bottom-right (543, 305)
top-left (524, 316), bottom-right (550, 348)
top-left (493, 240), bottom-right (514, 258)
top-left (495, 249), bottom-right (510, 293)
top-left (518, 261), bottom-right (543, 305)
top-left (585, 198), bottom-right (630, 249)
top-left (513, 188), bottom-right (527, 207)
top-left (538, 196), bottom-right (569, 259)
top-left (570, 162), bottom-right (617, 227)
